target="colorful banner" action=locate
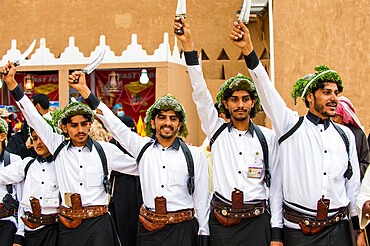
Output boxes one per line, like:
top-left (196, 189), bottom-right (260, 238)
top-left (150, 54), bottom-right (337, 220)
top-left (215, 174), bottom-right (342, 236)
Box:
top-left (91, 68), bottom-right (156, 123)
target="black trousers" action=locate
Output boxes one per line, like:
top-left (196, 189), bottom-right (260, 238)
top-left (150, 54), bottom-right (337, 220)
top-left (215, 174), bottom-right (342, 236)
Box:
top-left (109, 173), bottom-right (142, 246)
top-left (209, 210), bottom-right (271, 246)
top-left (58, 213), bottom-right (120, 246)
top-left (25, 223), bottom-right (58, 246)
top-left (283, 220), bottom-right (352, 246)
top-left (0, 220), bottom-right (16, 246)
top-left (137, 217), bottom-right (199, 246)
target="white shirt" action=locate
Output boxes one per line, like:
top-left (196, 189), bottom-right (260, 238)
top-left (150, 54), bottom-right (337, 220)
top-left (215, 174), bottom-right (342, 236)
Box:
top-left (0, 151), bottom-right (21, 227)
top-left (94, 101), bottom-right (210, 236)
top-left (0, 156), bottom-right (58, 236)
top-left (186, 60), bottom-right (283, 229)
top-left (357, 168), bottom-right (370, 228)
top-left (16, 94), bottom-right (139, 207)
top-left (247, 58), bottom-right (360, 229)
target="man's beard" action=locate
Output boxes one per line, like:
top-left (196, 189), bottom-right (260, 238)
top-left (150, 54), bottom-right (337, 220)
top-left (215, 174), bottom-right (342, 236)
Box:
top-left (230, 109), bottom-right (249, 122)
top-left (313, 96), bottom-right (337, 118)
top-left (157, 125), bottom-right (179, 139)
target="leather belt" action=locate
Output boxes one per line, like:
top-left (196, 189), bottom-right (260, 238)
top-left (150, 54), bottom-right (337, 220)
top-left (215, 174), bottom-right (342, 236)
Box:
top-left (283, 205), bottom-right (347, 228)
top-left (211, 198), bottom-right (266, 219)
top-left (58, 205), bottom-right (108, 220)
top-left (24, 211), bottom-right (58, 225)
top-left (140, 205), bottom-right (194, 225)
top-left (0, 205), bottom-right (14, 218)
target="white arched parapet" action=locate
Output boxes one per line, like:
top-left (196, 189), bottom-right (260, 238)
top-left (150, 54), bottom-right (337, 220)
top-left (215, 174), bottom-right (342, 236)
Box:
top-left (120, 34), bottom-right (150, 62)
top-left (0, 40), bottom-right (22, 66)
top-left (0, 33), bottom-right (186, 67)
top-left (59, 37), bottom-right (87, 64)
top-left (89, 35), bottom-right (118, 64)
top-left (28, 38), bottom-right (58, 66)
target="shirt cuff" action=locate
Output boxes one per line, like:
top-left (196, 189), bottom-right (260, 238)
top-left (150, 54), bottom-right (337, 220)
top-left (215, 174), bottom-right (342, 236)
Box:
top-left (11, 85), bottom-right (25, 102)
top-left (243, 49), bottom-right (259, 70)
top-left (271, 227), bottom-right (283, 242)
top-left (14, 234), bottom-right (25, 245)
top-left (184, 51), bottom-right (199, 66)
top-left (352, 216), bottom-right (360, 230)
top-left (85, 92), bottom-right (100, 110)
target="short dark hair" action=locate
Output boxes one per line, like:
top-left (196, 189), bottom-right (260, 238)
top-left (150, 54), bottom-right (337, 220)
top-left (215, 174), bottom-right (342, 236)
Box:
top-left (304, 80), bottom-right (343, 107)
top-left (32, 94), bottom-right (50, 110)
top-left (150, 109), bottom-right (183, 135)
top-left (222, 89), bottom-right (257, 119)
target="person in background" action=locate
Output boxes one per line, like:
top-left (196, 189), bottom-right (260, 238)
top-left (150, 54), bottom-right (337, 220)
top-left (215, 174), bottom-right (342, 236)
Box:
top-left (6, 120), bottom-right (37, 159)
top-left (0, 117), bottom-right (22, 245)
top-left (31, 94), bottom-right (52, 120)
top-left (332, 96), bottom-right (370, 179)
top-left (113, 103), bottom-right (124, 117)
top-left (0, 108), bottom-right (14, 140)
top-left (109, 115), bottom-right (143, 246)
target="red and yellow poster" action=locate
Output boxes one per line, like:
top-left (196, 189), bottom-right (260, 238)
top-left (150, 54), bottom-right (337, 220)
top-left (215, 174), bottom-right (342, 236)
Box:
top-left (90, 68), bottom-right (156, 123)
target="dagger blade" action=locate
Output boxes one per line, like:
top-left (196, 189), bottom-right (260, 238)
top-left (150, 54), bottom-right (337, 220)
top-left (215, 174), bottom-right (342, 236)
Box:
top-left (81, 49), bottom-right (106, 75)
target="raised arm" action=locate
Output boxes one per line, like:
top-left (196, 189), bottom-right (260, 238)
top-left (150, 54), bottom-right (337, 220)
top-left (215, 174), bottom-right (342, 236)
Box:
top-left (1, 61), bottom-right (64, 152)
top-left (67, 71), bottom-right (150, 157)
top-left (230, 21), bottom-right (299, 137)
top-left (174, 18), bottom-right (224, 137)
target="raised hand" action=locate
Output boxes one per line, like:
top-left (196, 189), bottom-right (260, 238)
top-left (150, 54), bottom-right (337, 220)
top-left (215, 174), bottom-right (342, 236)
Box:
top-left (67, 71), bottom-right (91, 99)
top-left (230, 21), bottom-right (254, 56)
top-left (173, 17), bottom-right (193, 52)
top-left (1, 61), bottom-right (18, 90)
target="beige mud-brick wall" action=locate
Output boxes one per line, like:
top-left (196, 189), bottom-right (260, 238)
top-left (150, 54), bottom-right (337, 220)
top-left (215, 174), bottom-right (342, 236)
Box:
top-left (273, 0), bottom-right (369, 133)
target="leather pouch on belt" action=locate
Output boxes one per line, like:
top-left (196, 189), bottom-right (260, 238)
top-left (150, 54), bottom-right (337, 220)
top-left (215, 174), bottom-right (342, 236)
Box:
top-left (21, 197), bottom-right (42, 229)
top-left (139, 196), bottom-right (167, 232)
top-left (214, 189), bottom-right (243, 227)
top-left (299, 198), bottom-right (330, 235)
top-left (58, 193), bottom-right (82, 229)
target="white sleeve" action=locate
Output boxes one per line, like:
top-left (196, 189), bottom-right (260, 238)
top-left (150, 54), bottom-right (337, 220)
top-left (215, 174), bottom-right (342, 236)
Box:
top-left (191, 148), bottom-right (210, 236)
top-left (343, 128), bottom-right (360, 217)
top-left (357, 168), bottom-right (370, 228)
top-left (95, 101), bottom-right (150, 158)
top-left (267, 132), bottom-right (283, 229)
top-left (186, 63), bottom-right (224, 138)
top-left (0, 158), bottom-right (29, 185)
top-left (99, 142), bottom-right (139, 176)
top-left (17, 95), bottom-right (64, 153)
top-left (248, 62), bottom-right (299, 137)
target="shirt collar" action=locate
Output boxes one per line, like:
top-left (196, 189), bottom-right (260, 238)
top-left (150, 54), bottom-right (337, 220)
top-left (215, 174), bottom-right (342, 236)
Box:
top-left (306, 111), bottom-right (331, 130)
top-left (153, 136), bottom-right (180, 150)
top-left (227, 120), bottom-right (255, 137)
top-left (36, 154), bottom-right (54, 163)
top-left (66, 137), bottom-right (93, 152)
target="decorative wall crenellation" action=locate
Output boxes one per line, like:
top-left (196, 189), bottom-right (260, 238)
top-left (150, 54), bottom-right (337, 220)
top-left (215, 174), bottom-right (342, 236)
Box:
top-left (0, 33), bottom-right (186, 67)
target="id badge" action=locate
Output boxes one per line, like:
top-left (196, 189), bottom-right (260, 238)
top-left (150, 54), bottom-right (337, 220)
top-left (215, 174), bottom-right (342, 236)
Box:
top-left (43, 197), bottom-right (59, 208)
top-left (248, 167), bottom-right (262, 178)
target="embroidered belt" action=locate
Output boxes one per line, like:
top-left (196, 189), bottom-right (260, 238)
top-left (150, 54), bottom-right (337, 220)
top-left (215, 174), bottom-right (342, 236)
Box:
top-left (58, 205), bottom-right (108, 220)
top-left (211, 198), bottom-right (266, 219)
top-left (140, 205), bottom-right (194, 224)
top-left (283, 205), bottom-right (347, 234)
top-left (139, 205), bottom-right (194, 232)
top-left (23, 212), bottom-right (57, 226)
top-left (0, 205), bottom-right (14, 218)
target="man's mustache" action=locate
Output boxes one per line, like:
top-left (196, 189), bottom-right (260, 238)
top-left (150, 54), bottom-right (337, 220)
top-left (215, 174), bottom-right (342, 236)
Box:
top-left (160, 125), bottom-right (174, 131)
top-left (75, 132), bottom-right (87, 137)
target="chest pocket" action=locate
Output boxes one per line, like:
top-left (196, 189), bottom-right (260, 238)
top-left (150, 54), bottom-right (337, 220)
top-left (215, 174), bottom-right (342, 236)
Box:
top-left (330, 150), bottom-right (348, 181)
top-left (87, 167), bottom-right (103, 187)
top-left (169, 171), bottom-right (188, 187)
